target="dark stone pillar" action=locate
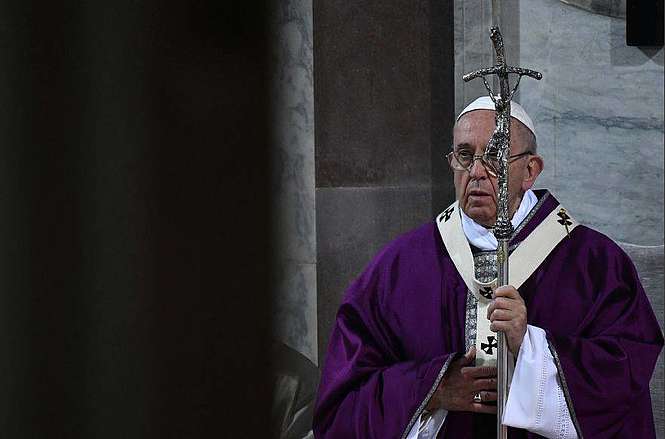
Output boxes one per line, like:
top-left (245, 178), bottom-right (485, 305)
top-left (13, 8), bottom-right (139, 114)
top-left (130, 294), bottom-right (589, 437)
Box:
top-left (314, 0), bottom-right (455, 364)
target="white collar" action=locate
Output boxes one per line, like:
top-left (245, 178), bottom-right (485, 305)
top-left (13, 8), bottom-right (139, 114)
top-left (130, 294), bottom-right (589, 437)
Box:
top-left (460, 189), bottom-right (538, 251)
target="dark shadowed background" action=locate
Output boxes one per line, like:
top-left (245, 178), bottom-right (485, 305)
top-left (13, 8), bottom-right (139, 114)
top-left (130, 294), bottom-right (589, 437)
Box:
top-left (0, 2), bottom-right (272, 437)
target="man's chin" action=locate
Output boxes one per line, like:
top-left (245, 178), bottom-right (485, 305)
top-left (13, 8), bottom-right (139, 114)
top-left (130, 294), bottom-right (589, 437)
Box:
top-left (463, 205), bottom-right (495, 227)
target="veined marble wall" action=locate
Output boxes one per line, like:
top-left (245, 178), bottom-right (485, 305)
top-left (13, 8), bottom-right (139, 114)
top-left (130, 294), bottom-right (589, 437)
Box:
top-left (454, 0), bottom-right (520, 114)
top-left (455, 2), bottom-right (664, 247)
top-left (268, 0), bottom-right (317, 366)
top-left (455, 0), bottom-right (491, 113)
top-left (518, 0), bottom-right (663, 246)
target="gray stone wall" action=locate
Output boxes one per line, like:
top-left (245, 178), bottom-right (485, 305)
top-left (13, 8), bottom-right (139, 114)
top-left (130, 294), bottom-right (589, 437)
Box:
top-left (518, 0), bottom-right (663, 246)
top-left (454, 0), bottom-right (520, 114)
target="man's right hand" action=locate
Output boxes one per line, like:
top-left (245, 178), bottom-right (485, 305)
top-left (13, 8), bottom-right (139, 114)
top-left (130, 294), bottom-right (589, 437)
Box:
top-left (426, 346), bottom-right (497, 414)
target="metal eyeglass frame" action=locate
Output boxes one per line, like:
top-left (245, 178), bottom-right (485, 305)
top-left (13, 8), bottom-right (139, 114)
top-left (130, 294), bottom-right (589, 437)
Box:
top-left (446, 150), bottom-right (533, 177)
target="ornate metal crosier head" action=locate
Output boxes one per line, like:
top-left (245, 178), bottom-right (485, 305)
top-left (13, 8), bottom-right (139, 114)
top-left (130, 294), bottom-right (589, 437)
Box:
top-left (460, 26), bottom-right (542, 239)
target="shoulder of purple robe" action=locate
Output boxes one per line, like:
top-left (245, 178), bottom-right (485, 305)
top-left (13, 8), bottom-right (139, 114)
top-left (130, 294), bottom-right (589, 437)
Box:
top-left (313, 222), bottom-right (458, 439)
top-left (537, 225), bottom-right (664, 438)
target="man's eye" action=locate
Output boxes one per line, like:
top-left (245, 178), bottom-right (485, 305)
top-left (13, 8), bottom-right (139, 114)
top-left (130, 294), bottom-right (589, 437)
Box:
top-left (458, 151), bottom-right (473, 159)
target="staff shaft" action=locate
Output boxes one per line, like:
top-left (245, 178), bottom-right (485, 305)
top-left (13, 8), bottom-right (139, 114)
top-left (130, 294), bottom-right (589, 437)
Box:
top-left (496, 240), bottom-right (513, 439)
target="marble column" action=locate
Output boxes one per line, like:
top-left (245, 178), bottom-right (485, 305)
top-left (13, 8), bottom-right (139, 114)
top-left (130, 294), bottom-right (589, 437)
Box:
top-left (269, 0), bottom-right (318, 366)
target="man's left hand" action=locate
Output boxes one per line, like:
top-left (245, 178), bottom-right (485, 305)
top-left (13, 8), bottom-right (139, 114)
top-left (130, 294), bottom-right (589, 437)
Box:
top-left (487, 285), bottom-right (527, 355)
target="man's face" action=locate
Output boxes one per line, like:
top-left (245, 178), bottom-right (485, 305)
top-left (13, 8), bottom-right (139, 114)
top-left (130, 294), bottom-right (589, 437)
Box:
top-left (451, 110), bottom-right (542, 227)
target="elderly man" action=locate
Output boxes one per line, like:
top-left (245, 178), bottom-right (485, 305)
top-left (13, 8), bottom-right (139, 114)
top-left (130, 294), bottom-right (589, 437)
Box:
top-left (312, 97), bottom-right (663, 438)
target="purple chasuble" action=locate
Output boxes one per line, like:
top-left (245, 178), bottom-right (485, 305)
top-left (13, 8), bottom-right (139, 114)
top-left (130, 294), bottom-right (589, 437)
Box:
top-left (313, 190), bottom-right (664, 438)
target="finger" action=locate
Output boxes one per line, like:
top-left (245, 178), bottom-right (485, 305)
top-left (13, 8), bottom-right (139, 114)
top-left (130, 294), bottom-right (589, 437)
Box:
top-left (488, 301), bottom-right (525, 320)
top-left (491, 297), bottom-right (512, 310)
top-left (472, 403), bottom-right (498, 414)
top-left (494, 285), bottom-right (522, 300)
top-left (489, 309), bottom-right (513, 322)
top-left (487, 299), bottom-right (507, 319)
top-left (459, 346), bottom-right (476, 366)
top-left (460, 366), bottom-right (497, 378)
top-left (473, 377), bottom-right (497, 391)
top-left (479, 391), bottom-right (498, 402)
top-left (491, 319), bottom-right (525, 333)
top-left (490, 321), bottom-right (512, 333)
top-left (486, 302), bottom-right (496, 319)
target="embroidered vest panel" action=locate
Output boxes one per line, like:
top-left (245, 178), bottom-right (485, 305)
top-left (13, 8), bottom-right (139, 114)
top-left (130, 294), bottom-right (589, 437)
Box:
top-left (465, 251), bottom-right (497, 353)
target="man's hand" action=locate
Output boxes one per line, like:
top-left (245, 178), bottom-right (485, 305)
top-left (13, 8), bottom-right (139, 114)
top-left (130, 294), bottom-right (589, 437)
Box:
top-left (426, 347), bottom-right (497, 414)
top-left (487, 285), bottom-right (527, 355)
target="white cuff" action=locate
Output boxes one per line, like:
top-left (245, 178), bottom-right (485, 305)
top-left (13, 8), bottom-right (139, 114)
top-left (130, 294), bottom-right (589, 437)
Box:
top-left (405, 409), bottom-right (447, 439)
top-left (503, 325), bottom-right (577, 439)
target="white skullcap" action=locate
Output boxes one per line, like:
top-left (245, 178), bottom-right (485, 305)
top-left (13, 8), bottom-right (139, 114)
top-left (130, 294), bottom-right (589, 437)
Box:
top-left (457, 96), bottom-right (536, 137)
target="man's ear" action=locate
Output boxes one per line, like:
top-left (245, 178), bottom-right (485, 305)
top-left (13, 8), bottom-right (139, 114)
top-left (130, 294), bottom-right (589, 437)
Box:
top-left (522, 155), bottom-right (544, 191)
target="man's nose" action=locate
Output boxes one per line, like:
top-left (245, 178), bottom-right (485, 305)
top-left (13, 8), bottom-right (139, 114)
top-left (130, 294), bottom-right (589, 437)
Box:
top-left (469, 156), bottom-right (489, 178)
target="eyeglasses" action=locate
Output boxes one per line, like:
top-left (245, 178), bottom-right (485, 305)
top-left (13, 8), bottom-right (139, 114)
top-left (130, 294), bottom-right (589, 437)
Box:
top-left (446, 149), bottom-right (533, 177)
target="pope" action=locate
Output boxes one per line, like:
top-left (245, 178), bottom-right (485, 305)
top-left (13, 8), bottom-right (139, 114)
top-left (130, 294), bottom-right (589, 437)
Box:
top-left (312, 96), bottom-right (664, 438)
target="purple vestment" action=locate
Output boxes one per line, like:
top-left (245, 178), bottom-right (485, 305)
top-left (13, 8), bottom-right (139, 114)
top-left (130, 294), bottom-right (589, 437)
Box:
top-left (313, 190), bottom-right (664, 438)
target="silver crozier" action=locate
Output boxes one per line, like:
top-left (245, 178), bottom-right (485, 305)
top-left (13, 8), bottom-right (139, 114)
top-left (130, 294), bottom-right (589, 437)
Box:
top-left (462, 26), bottom-right (542, 439)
